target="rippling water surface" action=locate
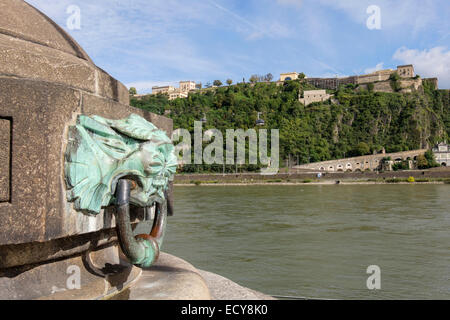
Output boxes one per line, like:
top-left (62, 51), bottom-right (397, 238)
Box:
top-left (164, 185), bottom-right (450, 299)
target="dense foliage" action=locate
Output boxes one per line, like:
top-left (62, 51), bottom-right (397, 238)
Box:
top-left (130, 80), bottom-right (449, 172)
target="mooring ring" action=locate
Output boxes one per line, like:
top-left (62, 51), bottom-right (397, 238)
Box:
top-left (115, 179), bottom-right (167, 268)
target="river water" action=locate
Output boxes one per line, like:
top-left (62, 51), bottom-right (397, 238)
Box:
top-left (163, 184), bottom-right (450, 299)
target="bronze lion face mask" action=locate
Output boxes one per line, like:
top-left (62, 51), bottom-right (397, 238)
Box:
top-left (65, 114), bottom-right (177, 214)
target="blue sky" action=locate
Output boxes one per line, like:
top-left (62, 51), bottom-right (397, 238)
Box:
top-left (27, 0), bottom-right (450, 92)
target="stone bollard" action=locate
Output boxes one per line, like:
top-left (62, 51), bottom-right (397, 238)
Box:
top-left (0, 0), bottom-right (174, 299)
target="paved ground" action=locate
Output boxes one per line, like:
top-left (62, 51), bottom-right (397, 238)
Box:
top-left (198, 270), bottom-right (276, 300)
top-left (113, 252), bottom-right (274, 300)
top-left (113, 253), bottom-right (211, 300)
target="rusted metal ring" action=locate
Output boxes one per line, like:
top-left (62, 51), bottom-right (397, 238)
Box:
top-left (115, 179), bottom-right (167, 268)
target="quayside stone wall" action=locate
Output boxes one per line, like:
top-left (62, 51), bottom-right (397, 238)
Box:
top-left (293, 149), bottom-right (428, 172)
top-left (0, 0), bottom-right (175, 300)
top-left (0, 79), bottom-right (172, 245)
top-left (174, 168), bottom-right (450, 183)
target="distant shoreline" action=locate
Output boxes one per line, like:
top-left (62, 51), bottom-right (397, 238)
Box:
top-left (174, 181), bottom-right (448, 186)
top-left (173, 169), bottom-right (450, 186)
top-left (174, 179), bottom-right (449, 186)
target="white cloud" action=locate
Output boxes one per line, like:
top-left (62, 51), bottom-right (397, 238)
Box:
top-left (364, 62), bottom-right (384, 74)
top-left (393, 46), bottom-right (450, 88)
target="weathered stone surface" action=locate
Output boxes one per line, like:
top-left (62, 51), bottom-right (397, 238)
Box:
top-left (149, 113), bottom-right (173, 137)
top-left (0, 0), bottom-right (131, 105)
top-left (359, 78), bottom-right (423, 94)
top-left (0, 0), bottom-right (91, 60)
top-left (0, 1), bottom-right (174, 300)
top-left (0, 243), bottom-right (142, 300)
top-left (294, 149), bottom-right (427, 172)
top-left (0, 118), bottom-right (10, 202)
top-left (0, 34), bottom-right (96, 93)
top-left (199, 270), bottom-right (276, 300)
top-left (0, 33), bottom-right (129, 104)
top-left (97, 68), bottom-right (130, 105)
top-left (112, 254), bottom-right (273, 300)
top-left (81, 92), bottom-right (173, 136)
top-left (0, 78), bottom-right (171, 245)
top-left (372, 81), bottom-right (394, 93)
top-left (0, 78), bottom-right (53, 244)
top-left (400, 78), bottom-right (422, 92)
top-left (115, 253), bottom-right (211, 300)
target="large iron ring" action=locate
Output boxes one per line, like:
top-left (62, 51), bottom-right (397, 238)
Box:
top-left (115, 179), bottom-right (167, 268)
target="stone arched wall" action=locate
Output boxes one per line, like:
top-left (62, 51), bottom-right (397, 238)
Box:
top-left (294, 149), bottom-right (427, 172)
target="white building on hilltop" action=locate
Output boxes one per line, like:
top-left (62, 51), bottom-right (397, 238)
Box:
top-left (432, 142), bottom-right (450, 166)
top-left (299, 90), bottom-right (332, 106)
top-left (280, 72), bottom-right (299, 81)
top-left (151, 85), bottom-right (176, 95)
top-left (152, 81), bottom-right (200, 100)
top-left (179, 81), bottom-right (197, 92)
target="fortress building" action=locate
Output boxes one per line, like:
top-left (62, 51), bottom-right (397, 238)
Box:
top-left (358, 65), bottom-right (415, 84)
top-left (423, 77), bottom-right (439, 89)
top-left (397, 65), bottom-right (415, 78)
top-left (294, 149), bottom-right (427, 172)
top-left (169, 91), bottom-right (188, 100)
top-left (179, 80), bottom-right (197, 92)
top-left (357, 69), bottom-right (394, 84)
top-left (299, 90), bottom-right (332, 106)
top-left (432, 142), bottom-right (450, 167)
top-left (151, 80), bottom-right (200, 100)
top-left (282, 65), bottom-right (420, 92)
top-left (305, 76), bottom-right (357, 90)
top-left (152, 85), bottom-right (176, 95)
top-left (280, 72), bottom-right (300, 81)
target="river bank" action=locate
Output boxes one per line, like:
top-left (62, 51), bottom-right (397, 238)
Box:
top-left (175, 181), bottom-right (449, 186)
top-left (173, 168), bottom-right (450, 186)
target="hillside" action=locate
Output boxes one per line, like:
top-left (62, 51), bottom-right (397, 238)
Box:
top-left (130, 80), bottom-right (450, 172)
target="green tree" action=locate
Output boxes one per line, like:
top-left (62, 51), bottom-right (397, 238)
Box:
top-left (213, 80), bottom-right (223, 87)
top-left (226, 79), bottom-right (233, 86)
top-left (389, 72), bottom-right (400, 81)
top-left (424, 150), bottom-right (439, 167)
top-left (249, 75), bottom-right (259, 84)
top-left (355, 142), bottom-right (370, 156)
top-left (389, 72), bottom-right (401, 92)
top-left (128, 87), bottom-right (137, 95)
top-left (417, 154), bottom-right (429, 169)
top-left (264, 73), bottom-right (273, 82)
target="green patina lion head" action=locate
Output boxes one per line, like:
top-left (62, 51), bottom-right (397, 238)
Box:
top-left (64, 113), bottom-right (177, 214)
